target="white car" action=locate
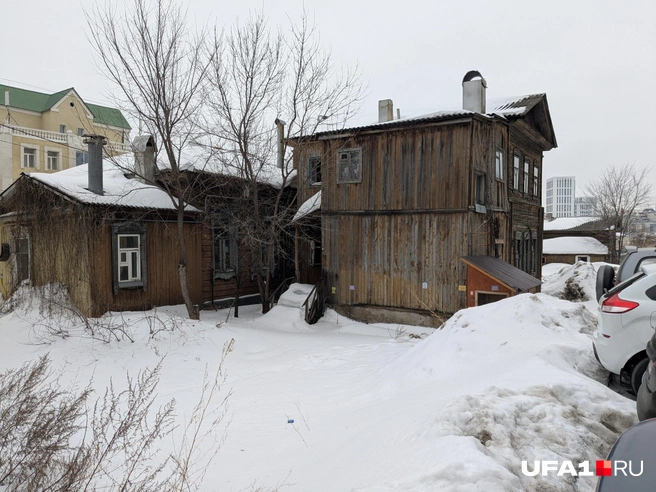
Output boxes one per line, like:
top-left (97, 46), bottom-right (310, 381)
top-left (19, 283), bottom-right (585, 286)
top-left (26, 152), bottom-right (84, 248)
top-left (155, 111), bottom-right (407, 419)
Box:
top-left (592, 265), bottom-right (656, 394)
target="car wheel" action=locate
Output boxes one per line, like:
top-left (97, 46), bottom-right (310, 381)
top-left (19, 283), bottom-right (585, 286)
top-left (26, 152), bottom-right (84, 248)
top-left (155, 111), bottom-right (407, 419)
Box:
top-left (631, 358), bottom-right (649, 395)
top-left (596, 265), bottom-right (615, 301)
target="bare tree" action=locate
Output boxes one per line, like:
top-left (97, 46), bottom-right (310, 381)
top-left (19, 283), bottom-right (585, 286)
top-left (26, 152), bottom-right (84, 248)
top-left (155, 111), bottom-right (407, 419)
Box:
top-left (204, 11), bottom-right (364, 312)
top-left (86, 0), bottom-right (216, 319)
top-left (585, 163), bottom-right (652, 262)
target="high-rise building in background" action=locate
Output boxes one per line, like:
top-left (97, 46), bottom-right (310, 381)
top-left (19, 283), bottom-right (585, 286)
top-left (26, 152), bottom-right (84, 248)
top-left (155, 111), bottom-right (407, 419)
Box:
top-left (545, 176), bottom-right (575, 217)
top-left (574, 196), bottom-right (598, 217)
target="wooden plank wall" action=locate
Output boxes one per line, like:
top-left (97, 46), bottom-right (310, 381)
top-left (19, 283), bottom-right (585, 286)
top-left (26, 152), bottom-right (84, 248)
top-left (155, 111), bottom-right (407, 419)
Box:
top-left (89, 221), bottom-right (204, 316)
top-left (324, 212), bottom-right (468, 313)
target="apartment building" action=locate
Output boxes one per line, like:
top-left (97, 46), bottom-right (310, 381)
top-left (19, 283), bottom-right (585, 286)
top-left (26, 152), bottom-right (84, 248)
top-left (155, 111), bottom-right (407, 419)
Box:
top-left (545, 176), bottom-right (575, 217)
top-left (0, 84), bottom-right (131, 191)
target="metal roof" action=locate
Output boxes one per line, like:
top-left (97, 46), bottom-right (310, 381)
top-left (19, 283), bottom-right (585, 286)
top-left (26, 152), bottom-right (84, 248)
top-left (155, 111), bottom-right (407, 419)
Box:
top-left (312, 94), bottom-right (547, 138)
top-left (0, 84), bottom-right (131, 129)
top-left (461, 255), bottom-right (542, 292)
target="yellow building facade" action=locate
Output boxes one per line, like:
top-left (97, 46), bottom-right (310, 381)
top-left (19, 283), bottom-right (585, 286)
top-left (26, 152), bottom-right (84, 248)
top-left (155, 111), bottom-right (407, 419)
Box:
top-left (0, 84), bottom-right (131, 191)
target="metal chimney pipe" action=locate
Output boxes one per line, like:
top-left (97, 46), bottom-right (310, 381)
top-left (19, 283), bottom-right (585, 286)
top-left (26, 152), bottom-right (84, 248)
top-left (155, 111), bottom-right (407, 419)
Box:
top-left (84, 134), bottom-right (107, 195)
top-left (275, 118), bottom-right (286, 169)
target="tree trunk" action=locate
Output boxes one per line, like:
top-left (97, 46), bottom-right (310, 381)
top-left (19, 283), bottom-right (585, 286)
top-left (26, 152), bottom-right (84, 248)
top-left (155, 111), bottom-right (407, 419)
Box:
top-left (177, 206), bottom-right (200, 320)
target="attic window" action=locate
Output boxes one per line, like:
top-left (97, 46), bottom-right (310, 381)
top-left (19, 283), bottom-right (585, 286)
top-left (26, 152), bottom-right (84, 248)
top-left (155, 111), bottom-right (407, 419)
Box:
top-left (336, 148), bottom-right (362, 184)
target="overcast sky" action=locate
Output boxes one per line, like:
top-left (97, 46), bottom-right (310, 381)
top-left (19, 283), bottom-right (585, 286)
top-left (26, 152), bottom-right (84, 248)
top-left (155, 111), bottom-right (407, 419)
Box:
top-left (2, 0), bottom-right (655, 198)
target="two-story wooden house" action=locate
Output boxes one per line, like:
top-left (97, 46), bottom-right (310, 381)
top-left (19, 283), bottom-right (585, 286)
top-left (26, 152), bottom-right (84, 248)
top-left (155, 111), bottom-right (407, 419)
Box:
top-left (292, 71), bottom-right (557, 323)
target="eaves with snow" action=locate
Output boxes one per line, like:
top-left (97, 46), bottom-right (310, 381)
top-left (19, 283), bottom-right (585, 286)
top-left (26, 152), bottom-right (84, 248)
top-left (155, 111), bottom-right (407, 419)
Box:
top-left (543, 236), bottom-right (608, 255)
top-left (292, 191), bottom-right (321, 223)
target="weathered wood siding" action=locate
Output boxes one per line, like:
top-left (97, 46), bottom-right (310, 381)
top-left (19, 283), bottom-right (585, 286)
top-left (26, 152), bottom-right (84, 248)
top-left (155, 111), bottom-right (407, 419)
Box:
top-left (200, 225), bottom-right (260, 303)
top-left (323, 213), bottom-right (468, 312)
top-left (88, 221), bottom-right (203, 316)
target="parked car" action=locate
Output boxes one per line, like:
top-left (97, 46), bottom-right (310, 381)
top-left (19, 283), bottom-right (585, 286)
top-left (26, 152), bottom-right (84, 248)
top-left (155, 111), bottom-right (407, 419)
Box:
top-left (596, 247), bottom-right (656, 301)
top-left (636, 330), bottom-right (656, 420)
top-left (596, 418), bottom-right (656, 491)
top-left (592, 265), bottom-right (656, 394)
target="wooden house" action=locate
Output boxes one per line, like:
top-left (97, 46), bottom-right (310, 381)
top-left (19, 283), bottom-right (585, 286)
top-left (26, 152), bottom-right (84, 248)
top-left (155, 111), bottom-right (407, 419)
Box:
top-left (542, 236), bottom-right (609, 264)
top-left (292, 71), bottom-right (557, 323)
top-left (0, 136), bottom-right (288, 316)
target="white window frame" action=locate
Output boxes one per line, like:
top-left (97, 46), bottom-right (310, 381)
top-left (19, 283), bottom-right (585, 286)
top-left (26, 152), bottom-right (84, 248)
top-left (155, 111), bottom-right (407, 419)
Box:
top-left (523, 158), bottom-right (530, 194)
top-left (21, 144), bottom-right (39, 169)
top-left (111, 222), bottom-right (146, 292)
top-left (45, 147), bottom-right (61, 171)
top-left (336, 147), bottom-right (362, 184)
top-left (513, 153), bottom-right (521, 190)
top-left (575, 255), bottom-right (590, 263)
top-left (117, 234), bottom-right (141, 282)
top-left (495, 148), bottom-right (505, 181)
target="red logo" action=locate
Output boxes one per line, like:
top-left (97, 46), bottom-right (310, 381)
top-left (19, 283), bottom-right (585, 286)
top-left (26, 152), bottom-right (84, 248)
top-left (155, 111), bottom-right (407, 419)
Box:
top-left (596, 460), bottom-right (612, 476)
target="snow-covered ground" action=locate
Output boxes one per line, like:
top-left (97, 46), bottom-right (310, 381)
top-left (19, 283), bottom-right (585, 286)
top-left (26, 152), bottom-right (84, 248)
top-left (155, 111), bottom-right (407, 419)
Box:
top-left (0, 267), bottom-right (637, 491)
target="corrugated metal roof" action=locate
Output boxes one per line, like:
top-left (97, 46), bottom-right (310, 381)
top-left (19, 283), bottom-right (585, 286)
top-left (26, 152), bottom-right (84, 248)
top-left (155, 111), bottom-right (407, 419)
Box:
top-left (461, 255), bottom-right (542, 292)
top-left (313, 93), bottom-right (546, 138)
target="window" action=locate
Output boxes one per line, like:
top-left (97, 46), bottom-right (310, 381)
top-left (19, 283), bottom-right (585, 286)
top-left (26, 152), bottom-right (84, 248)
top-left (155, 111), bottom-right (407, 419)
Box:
top-left (22, 147), bottom-right (36, 168)
top-left (59, 124), bottom-right (66, 134)
top-left (307, 156), bottom-right (322, 187)
top-left (533, 164), bottom-right (539, 198)
top-left (118, 235), bottom-right (141, 281)
top-left (336, 148), bottom-right (362, 183)
top-left (308, 240), bottom-right (322, 266)
top-left (76, 151), bottom-right (89, 166)
top-left (213, 222), bottom-right (238, 279)
top-left (495, 149), bottom-right (505, 181)
top-left (112, 223), bottom-right (146, 292)
top-left (575, 255), bottom-right (590, 263)
top-left (523, 158), bottom-right (530, 194)
top-left (513, 154), bottom-right (521, 190)
top-left (77, 128), bottom-right (84, 137)
top-left (46, 150), bottom-right (59, 170)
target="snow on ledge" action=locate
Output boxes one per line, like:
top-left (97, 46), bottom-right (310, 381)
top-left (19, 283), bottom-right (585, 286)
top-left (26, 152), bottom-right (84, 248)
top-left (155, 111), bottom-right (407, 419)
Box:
top-left (292, 191), bottom-right (321, 222)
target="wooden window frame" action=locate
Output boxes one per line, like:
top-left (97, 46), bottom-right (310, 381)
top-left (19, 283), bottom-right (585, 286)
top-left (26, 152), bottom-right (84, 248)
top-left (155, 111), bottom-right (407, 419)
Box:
top-left (307, 156), bottom-right (322, 187)
top-left (513, 152), bottom-right (521, 190)
top-left (523, 157), bottom-right (530, 195)
top-left (336, 147), bottom-right (362, 184)
top-left (213, 219), bottom-right (238, 280)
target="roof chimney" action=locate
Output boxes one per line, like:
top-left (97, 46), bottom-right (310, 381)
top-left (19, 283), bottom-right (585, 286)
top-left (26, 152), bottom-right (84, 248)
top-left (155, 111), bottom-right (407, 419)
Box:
top-left (132, 134), bottom-right (157, 183)
top-left (84, 134), bottom-right (107, 195)
top-left (378, 99), bottom-right (394, 123)
top-left (462, 70), bottom-right (487, 113)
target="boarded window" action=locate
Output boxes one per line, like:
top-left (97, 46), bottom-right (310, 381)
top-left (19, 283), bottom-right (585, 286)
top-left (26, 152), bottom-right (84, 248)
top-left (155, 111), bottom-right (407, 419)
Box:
top-left (475, 173), bottom-right (486, 205)
top-left (337, 148), bottom-right (362, 183)
top-left (307, 156), bottom-right (322, 187)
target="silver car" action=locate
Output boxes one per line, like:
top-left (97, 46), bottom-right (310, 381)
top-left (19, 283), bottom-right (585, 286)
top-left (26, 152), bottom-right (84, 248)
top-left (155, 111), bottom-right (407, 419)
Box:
top-left (592, 265), bottom-right (656, 394)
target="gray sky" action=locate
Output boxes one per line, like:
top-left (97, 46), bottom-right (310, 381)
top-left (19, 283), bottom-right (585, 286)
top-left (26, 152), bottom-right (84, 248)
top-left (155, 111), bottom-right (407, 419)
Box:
top-left (2, 0), bottom-right (655, 198)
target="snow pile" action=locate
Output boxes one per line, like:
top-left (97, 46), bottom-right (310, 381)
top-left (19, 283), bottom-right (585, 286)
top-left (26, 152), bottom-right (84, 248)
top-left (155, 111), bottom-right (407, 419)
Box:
top-left (0, 287), bottom-right (637, 491)
top-left (541, 261), bottom-right (599, 302)
top-left (276, 282), bottom-right (313, 308)
top-left (366, 294), bottom-right (632, 491)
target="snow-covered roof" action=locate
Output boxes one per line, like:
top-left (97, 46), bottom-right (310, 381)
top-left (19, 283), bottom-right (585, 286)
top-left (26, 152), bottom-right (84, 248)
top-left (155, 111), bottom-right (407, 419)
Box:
top-left (292, 191), bottom-right (321, 222)
top-left (543, 217), bottom-right (598, 231)
top-left (159, 143), bottom-right (296, 189)
top-left (314, 94), bottom-right (546, 137)
top-left (24, 155), bottom-right (193, 211)
top-left (543, 237), bottom-right (608, 255)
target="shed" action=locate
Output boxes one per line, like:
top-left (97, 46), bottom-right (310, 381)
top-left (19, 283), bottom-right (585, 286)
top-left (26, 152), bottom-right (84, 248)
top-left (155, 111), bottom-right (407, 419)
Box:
top-left (461, 255), bottom-right (542, 307)
top-left (542, 236), bottom-right (608, 264)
